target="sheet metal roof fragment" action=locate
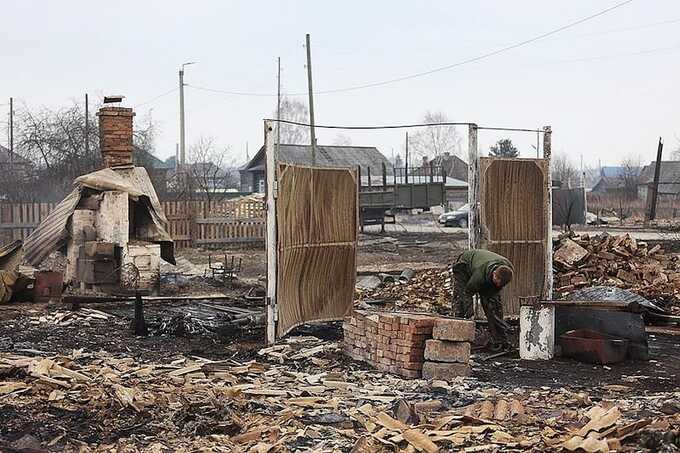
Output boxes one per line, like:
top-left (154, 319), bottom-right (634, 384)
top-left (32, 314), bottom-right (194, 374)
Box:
top-left (23, 167), bottom-right (174, 266)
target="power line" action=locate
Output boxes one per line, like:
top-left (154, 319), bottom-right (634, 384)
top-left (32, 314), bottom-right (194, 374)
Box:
top-left (191, 39), bottom-right (676, 102)
top-left (187, 0), bottom-right (635, 98)
top-left (307, 0), bottom-right (636, 94)
top-left (264, 119), bottom-right (547, 134)
top-left (187, 84), bottom-right (275, 97)
top-left (264, 119), bottom-right (472, 130)
top-left (569, 16), bottom-right (680, 39)
top-left (134, 87), bottom-right (179, 108)
top-left (546, 42), bottom-right (680, 64)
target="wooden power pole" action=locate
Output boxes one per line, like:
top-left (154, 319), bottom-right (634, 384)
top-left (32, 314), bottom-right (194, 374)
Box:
top-left (648, 137), bottom-right (664, 221)
top-left (85, 93), bottom-right (89, 155)
top-left (9, 97), bottom-right (13, 165)
top-left (305, 33), bottom-right (316, 165)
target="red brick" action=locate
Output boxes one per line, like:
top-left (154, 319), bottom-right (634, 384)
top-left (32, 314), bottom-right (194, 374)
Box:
top-left (398, 369), bottom-right (422, 379)
top-left (424, 340), bottom-right (470, 363)
top-left (422, 362), bottom-right (471, 380)
top-left (395, 350), bottom-right (423, 362)
top-left (432, 318), bottom-right (475, 342)
top-left (401, 361), bottom-right (424, 370)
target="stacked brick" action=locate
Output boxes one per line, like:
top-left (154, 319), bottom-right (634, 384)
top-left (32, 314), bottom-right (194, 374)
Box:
top-left (343, 310), bottom-right (474, 380)
top-left (97, 107), bottom-right (135, 168)
top-left (343, 310), bottom-right (434, 378)
top-left (422, 318), bottom-right (475, 379)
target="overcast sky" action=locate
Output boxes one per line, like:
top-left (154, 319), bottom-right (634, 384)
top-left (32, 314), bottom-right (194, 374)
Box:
top-left (2, 0), bottom-right (679, 169)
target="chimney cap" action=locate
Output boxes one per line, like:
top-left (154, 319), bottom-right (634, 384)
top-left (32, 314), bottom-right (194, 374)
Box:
top-left (104, 95), bottom-right (125, 104)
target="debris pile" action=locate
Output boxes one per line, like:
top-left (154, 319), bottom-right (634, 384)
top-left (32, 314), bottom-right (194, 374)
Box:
top-left (553, 233), bottom-right (680, 311)
top-left (356, 269), bottom-right (451, 314)
top-left (0, 337), bottom-right (678, 451)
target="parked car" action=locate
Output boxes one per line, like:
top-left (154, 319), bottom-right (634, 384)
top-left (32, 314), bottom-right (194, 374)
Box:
top-left (438, 204), bottom-right (470, 228)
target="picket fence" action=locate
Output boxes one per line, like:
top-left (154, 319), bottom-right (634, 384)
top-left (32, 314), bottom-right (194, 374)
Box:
top-left (0, 197), bottom-right (265, 249)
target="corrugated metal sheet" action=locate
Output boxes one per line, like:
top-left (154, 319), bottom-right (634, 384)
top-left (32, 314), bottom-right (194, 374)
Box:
top-left (23, 167), bottom-right (175, 266)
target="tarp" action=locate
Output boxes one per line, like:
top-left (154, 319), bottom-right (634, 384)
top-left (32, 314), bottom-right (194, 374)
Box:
top-left (23, 167), bottom-right (175, 266)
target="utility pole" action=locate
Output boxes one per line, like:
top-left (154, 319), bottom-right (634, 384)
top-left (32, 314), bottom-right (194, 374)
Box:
top-left (84, 93), bottom-right (89, 156)
top-left (277, 56), bottom-right (281, 158)
top-left (405, 132), bottom-right (409, 184)
top-left (305, 34), bottom-right (316, 165)
top-left (179, 62), bottom-right (196, 167)
top-left (179, 68), bottom-right (186, 167)
top-left (9, 97), bottom-right (13, 165)
top-left (648, 137), bottom-right (664, 221)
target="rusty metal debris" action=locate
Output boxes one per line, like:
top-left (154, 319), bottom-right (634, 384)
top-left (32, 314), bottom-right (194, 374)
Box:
top-left (559, 329), bottom-right (630, 364)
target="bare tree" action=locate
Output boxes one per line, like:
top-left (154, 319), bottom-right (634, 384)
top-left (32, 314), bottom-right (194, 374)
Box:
top-left (7, 100), bottom-right (155, 201)
top-left (187, 137), bottom-right (230, 205)
top-left (551, 153), bottom-right (578, 188)
top-left (619, 155), bottom-right (642, 198)
top-left (275, 96), bottom-right (309, 145)
top-left (409, 111), bottom-right (462, 160)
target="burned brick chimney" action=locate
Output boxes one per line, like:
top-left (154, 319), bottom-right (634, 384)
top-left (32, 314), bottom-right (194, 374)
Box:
top-left (97, 106), bottom-right (135, 168)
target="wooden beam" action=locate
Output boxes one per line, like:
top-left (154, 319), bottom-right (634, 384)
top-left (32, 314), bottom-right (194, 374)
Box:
top-left (264, 120), bottom-right (278, 345)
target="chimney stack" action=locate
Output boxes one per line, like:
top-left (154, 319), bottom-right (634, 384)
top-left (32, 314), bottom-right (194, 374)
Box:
top-left (97, 106), bottom-right (135, 168)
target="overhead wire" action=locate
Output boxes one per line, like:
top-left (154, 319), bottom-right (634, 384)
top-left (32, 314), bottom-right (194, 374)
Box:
top-left (134, 87), bottom-right (179, 108)
top-left (186, 0), bottom-right (636, 98)
top-left (263, 119), bottom-right (547, 133)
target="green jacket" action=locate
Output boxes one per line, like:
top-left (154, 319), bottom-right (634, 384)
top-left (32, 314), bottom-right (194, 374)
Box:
top-left (457, 249), bottom-right (513, 300)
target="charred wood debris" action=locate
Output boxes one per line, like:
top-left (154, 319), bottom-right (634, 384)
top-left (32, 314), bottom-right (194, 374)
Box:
top-left (1, 233), bottom-right (679, 451)
top-left (359, 233), bottom-right (680, 319)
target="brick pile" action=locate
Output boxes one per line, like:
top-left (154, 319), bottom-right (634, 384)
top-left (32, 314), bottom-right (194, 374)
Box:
top-left (422, 318), bottom-right (475, 379)
top-left (343, 310), bottom-right (473, 379)
top-left (97, 106), bottom-right (135, 168)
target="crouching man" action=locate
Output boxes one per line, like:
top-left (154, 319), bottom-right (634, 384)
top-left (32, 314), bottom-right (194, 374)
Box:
top-left (450, 249), bottom-right (514, 351)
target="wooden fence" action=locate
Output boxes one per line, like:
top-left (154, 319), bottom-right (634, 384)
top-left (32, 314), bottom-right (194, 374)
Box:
top-left (0, 197), bottom-right (265, 250)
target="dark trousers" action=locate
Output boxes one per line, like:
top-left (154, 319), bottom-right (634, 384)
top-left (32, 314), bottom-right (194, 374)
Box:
top-left (450, 262), bottom-right (510, 345)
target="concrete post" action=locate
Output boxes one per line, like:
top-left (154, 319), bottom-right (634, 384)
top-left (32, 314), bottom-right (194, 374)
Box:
top-left (467, 124), bottom-right (479, 250)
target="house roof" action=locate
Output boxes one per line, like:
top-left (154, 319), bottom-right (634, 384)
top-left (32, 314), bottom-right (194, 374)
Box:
top-left (600, 166), bottom-right (629, 178)
top-left (242, 144), bottom-right (392, 175)
top-left (592, 176), bottom-right (625, 192)
top-left (133, 147), bottom-right (172, 170)
top-left (639, 161), bottom-right (680, 183)
top-left (639, 161), bottom-right (680, 195)
top-left (0, 145), bottom-right (31, 165)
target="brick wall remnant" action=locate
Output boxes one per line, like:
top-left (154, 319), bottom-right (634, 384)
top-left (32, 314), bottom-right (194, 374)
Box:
top-left (343, 310), bottom-right (473, 380)
top-left (97, 107), bottom-right (135, 167)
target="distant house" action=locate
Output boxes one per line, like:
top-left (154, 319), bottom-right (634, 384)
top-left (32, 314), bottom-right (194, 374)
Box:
top-left (638, 161), bottom-right (680, 201)
top-left (591, 176), bottom-right (624, 194)
top-left (599, 166), bottom-right (628, 178)
top-left (0, 144), bottom-right (32, 178)
top-left (591, 165), bottom-right (641, 197)
top-left (133, 147), bottom-right (173, 195)
top-left (430, 152), bottom-right (468, 181)
top-left (240, 144), bottom-right (392, 193)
